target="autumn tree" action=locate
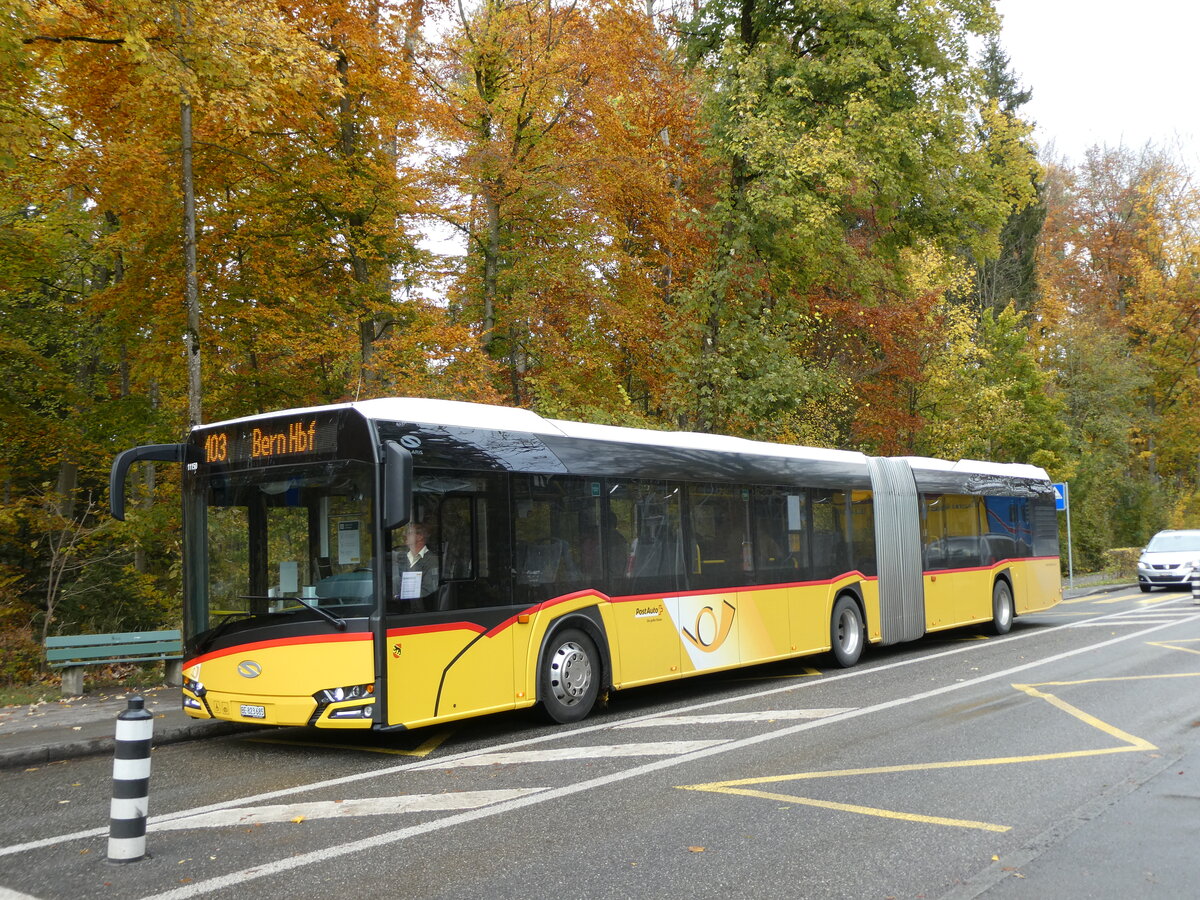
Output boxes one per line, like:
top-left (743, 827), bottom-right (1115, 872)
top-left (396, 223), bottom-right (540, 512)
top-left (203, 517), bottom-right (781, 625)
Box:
top-left (673, 0), bottom-right (1039, 440)
top-left (1035, 145), bottom-right (1200, 557)
top-left (0, 1), bottom-right (457, 641)
top-left (423, 0), bottom-right (707, 418)
top-left (965, 36), bottom-right (1044, 314)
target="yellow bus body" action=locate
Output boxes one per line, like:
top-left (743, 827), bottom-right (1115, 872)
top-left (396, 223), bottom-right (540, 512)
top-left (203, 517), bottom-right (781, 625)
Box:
top-left (181, 559), bottom-right (1057, 731)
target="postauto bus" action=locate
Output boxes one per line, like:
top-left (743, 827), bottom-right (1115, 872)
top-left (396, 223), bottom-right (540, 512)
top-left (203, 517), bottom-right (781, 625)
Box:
top-left (110, 399), bottom-right (1061, 730)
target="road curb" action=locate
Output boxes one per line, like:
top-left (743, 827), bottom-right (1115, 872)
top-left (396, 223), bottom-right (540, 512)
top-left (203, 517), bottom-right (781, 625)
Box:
top-left (1062, 581), bottom-right (1130, 599)
top-left (0, 720), bottom-right (257, 771)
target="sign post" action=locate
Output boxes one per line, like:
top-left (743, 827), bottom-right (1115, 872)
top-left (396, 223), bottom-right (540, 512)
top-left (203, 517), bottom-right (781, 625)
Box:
top-left (1053, 482), bottom-right (1073, 588)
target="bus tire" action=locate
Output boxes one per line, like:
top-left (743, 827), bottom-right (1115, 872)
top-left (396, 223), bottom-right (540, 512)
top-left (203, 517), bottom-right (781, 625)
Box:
top-left (539, 628), bottom-right (600, 724)
top-left (990, 579), bottom-right (1014, 635)
top-left (829, 595), bottom-right (864, 668)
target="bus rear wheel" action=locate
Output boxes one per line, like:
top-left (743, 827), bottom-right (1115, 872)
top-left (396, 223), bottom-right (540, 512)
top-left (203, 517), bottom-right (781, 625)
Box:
top-left (539, 628), bottom-right (600, 724)
top-left (830, 595), bottom-right (864, 667)
top-left (990, 579), bottom-right (1014, 635)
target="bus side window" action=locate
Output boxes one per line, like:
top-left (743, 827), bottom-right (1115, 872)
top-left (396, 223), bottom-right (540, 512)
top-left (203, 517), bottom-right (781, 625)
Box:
top-left (922, 494), bottom-right (982, 570)
top-left (439, 497), bottom-right (475, 581)
top-left (751, 487), bottom-right (808, 584)
top-left (395, 472), bottom-right (511, 612)
top-left (922, 494), bottom-right (944, 569)
top-left (512, 475), bottom-right (595, 603)
top-left (1015, 497), bottom-right (1032, 557)
top-left (688, 483), bottom-right (752, 589)
top-left (608, 480), bottom-right (686, 595)
top-left (850, 490), bottom-right (876, 576)
top-left (811, 490), bottom-right (849, 579)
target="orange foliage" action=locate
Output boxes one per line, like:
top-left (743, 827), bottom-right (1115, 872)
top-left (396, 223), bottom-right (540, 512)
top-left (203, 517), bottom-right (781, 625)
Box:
top-left (807, 289), bottom-right (942, 455)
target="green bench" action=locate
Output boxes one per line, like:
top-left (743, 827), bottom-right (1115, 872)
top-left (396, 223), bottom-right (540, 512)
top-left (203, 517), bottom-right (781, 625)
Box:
top-left (45, 630), bottom-right (184, 697)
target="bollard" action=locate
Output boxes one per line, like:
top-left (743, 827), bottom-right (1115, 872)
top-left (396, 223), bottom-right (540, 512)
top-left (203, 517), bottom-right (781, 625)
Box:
top-left (1192, 568), bottom-right (1200, 605)
top-left (107, 695), bottom-right (154, 863)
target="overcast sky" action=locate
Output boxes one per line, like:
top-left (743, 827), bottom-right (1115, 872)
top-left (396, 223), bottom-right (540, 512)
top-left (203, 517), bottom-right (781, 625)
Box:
top-left (995, 1), bottom-right (1200, 167)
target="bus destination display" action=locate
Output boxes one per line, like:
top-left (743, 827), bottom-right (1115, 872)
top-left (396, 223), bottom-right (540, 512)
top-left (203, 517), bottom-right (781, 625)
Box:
top-left (200, 417), bottom-right (337, 465)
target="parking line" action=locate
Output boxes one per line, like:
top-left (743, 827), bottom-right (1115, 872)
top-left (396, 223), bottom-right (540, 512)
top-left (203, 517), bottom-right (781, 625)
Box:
top-left (1147, 638), bottom-right (1200, 656)
top-left (712, 786), bottom-right (1011, 832)
top-left (678, 677), bottom-right (1164, 831)
top-left (615, 709), bottom-right (855, 727)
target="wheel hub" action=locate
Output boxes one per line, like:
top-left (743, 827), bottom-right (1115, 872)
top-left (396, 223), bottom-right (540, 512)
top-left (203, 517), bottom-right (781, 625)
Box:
top-left (549, 641), bottom-right (593, 707)
top-left (837, 609), bottom-right (861, 655)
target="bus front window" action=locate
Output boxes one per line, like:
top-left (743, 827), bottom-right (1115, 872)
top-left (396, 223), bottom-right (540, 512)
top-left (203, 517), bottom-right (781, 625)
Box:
top-left (198, 461), bottom-right (376, 635)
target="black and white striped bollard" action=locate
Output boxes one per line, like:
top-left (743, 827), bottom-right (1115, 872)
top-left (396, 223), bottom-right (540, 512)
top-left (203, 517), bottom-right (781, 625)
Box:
top-left (1192, 568), bottom-right (1200, 605)
top-left (107, 695), bottom-right (154, 863)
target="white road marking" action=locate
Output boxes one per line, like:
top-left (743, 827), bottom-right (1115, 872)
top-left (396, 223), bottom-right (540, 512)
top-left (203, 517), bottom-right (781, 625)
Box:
top-left (0, 598), bottom-right (1191, 865)
top-left (142, 607), bottom-right (1200, 900)
top-left (614, 709), bottom-right (855, 727)
top-left (153, 789), bottom-right (547, 831)
top-left (1130, 609), bottom-right (1200, 615)
top-left (426, 740), bottom-right (726, 768)
top-left (1070, 618), bottom-right (1194, 627)
top-left (1068, 608), bottom-right (1199, 627)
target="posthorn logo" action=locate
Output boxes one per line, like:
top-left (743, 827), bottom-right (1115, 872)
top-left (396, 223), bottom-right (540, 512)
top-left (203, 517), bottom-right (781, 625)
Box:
top-left (237, 660), bottom-right (263, 678)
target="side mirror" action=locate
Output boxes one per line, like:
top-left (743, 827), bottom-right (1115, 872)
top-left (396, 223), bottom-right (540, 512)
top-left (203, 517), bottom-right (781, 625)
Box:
top-left (110, 443), bottom-right (190, 520)
top-left (382, 441), bottom-right (413, 531)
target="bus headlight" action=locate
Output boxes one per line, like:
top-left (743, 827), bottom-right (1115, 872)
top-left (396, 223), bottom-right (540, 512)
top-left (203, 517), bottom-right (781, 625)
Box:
top-left (329, 704), bottom-right (374, 719)
top-left (185, 677), bottom-right (206, 696)
top-left (314, 683), bottom-right (374, 705)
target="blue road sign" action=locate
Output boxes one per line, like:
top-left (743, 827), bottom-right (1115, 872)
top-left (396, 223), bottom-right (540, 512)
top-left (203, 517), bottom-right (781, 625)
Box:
top-left (1053, 482), bottom-right (1067, 511)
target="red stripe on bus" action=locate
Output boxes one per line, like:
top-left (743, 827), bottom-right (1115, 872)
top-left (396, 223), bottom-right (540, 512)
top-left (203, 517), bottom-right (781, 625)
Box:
top-left (924, 556), bottom-right (1058, 577)
top-left (186, 631), bottom-right (370, 668)
top-left (611, 571), bottom-right (877, 604)
top-left (387, 621), bottom-right (487, 639)
top-left (483, 590), bottom-right (612, 636)
top-left (188, 556), bottom-right (1056, 661)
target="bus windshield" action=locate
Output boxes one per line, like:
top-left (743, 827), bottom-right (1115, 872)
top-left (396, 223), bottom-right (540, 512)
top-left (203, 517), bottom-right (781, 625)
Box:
top-left (187, 459), bottom-right (376, 639)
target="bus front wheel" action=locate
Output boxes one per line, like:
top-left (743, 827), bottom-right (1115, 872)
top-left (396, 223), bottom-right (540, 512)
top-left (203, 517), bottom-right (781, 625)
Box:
top-left (830, 595), bottom-right (864, 667)
top-left (990, 580), bottom-right (1014, 635)
top-left (539, 628), bottom-right (600, 724)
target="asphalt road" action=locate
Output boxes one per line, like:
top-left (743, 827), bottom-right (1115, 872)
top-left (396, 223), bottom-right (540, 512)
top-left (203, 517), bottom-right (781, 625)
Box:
top-left (1, 585), bottom-right (1198, 899)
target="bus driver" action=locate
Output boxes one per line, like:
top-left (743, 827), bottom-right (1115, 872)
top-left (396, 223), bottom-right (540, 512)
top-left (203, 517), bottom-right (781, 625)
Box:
top-left (395, 522), bottom-right (439, 604)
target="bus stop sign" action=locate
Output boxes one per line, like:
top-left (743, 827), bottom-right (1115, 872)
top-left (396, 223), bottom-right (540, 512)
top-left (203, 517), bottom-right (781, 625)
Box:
top-left (1053, 482), bottom-right (1067, 511)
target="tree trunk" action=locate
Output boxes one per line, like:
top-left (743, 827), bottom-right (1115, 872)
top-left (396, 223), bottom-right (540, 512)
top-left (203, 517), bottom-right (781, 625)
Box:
top-left (174, 0), bottom-right (203, 429)
top-left (482, 189), bottom-right (501, 354)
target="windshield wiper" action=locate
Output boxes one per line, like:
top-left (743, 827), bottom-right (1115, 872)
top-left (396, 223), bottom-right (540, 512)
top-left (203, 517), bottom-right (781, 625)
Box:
top-left (221, 595), bottom-right (348, 635)
top-left (286, 595), bottom-right (347, 631)
top-left (233, 595), bottom-right (348, 631)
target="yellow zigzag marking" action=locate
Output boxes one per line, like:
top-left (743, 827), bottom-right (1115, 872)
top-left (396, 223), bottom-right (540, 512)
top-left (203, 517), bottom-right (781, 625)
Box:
top-left (678, 673), bottom-right (1185, 831)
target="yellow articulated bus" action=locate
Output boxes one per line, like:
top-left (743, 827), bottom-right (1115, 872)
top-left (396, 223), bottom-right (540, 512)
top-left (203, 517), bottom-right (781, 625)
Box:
top-left (110, 399), bottom-right (1061, 730)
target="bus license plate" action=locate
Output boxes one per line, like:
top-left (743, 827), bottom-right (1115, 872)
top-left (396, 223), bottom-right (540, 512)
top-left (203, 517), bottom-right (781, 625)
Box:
top-left (240, 704), bottom-right (266, 719)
